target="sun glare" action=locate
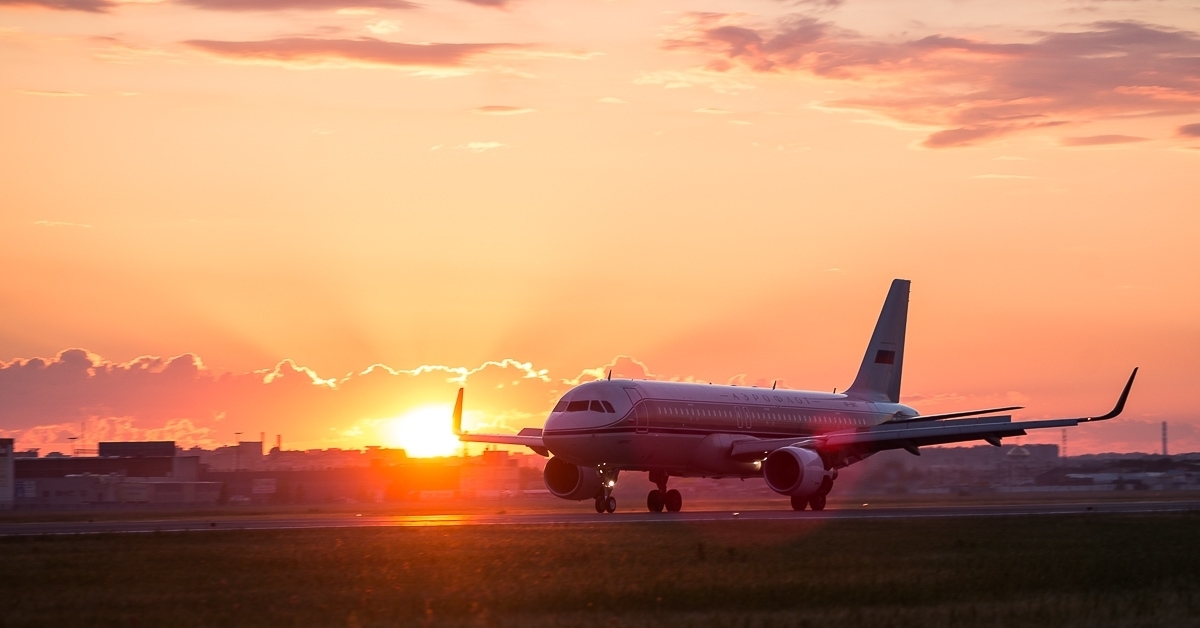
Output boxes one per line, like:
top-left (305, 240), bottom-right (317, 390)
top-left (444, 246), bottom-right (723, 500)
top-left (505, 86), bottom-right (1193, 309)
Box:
top-left (382, 405), bottom-right (461, 458)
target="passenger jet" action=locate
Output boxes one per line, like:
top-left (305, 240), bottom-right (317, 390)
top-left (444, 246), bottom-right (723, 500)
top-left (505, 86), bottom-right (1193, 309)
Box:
top-left (454, 279), bottom-right (1137, 513)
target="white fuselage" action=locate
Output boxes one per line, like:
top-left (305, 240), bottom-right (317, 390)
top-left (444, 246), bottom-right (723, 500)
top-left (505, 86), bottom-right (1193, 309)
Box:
top-left (542, 379), bottom-right (915, 478)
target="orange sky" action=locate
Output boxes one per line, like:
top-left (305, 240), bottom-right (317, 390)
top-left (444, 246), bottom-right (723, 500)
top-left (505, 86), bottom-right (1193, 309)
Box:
top-left (1, 0), bottom-right (1198, 456)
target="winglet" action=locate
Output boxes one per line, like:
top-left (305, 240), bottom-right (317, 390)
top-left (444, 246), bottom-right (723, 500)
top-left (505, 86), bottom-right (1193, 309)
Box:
top-left (1083, 368), bottom-right (1138, 422)
top-left (452, 388), bottom-right (465, 435)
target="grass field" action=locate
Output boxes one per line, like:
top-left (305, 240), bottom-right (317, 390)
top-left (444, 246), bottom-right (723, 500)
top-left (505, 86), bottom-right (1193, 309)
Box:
top-left (3, 513), bottom-right (1199, 627)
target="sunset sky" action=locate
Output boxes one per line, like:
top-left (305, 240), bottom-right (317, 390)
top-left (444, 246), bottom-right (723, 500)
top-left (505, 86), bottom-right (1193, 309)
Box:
top-left (1, 0), bottom-right (1197, 456)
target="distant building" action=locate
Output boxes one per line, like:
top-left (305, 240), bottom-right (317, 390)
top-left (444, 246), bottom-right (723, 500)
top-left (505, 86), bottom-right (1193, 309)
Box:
top-left (11, 440), bottom-right (221, 508)
top-left (0, 439), bottom-right (13, 511)
top-left (459, 450), bottom-right (522, 497)
top-left (98, 441), bottom-right (176, 458)
top-left (16, 456), bottom-right (198, 481)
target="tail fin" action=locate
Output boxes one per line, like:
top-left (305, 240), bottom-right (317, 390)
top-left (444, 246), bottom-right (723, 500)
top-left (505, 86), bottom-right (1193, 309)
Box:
top-left (844, 279), bottom-right (910, 403)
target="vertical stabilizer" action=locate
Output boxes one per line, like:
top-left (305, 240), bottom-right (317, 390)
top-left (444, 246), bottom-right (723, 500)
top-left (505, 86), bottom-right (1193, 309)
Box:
top-left (844, 279), bottom-right (910, 403)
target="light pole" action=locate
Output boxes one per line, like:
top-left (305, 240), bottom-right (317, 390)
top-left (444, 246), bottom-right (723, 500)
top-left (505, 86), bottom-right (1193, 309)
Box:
top-left (234, 432), bottom-right (243, 471)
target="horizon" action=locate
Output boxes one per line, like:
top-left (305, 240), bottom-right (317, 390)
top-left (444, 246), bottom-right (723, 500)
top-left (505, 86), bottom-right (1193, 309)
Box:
top-left (2, 0), bottom-right (1197, 458)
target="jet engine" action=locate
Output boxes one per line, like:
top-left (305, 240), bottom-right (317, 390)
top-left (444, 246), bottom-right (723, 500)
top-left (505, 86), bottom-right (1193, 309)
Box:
top-left (762, 446), bottom-right (828, 497)
top-left (543, 456), bottom-right (602, 501)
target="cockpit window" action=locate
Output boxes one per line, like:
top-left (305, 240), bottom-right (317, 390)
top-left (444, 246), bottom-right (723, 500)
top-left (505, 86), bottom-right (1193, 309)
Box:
top-left (566, 400), bottom-right (590, 412)
top-left (552, 398), bottom-right (568, 413)
top-left (601, 400), bottom-right (615, 413)
top-left (589, 400), bottom-right (605, 413)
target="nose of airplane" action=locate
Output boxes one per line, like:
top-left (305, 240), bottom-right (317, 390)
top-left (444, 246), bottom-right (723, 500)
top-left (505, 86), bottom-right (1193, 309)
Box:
top-left (543, 411), bottom-right (567, 432)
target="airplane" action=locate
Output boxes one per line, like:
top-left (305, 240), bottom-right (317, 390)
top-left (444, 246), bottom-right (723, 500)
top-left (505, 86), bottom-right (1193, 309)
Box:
top-left (453, 279), bottom-right (1138, 514)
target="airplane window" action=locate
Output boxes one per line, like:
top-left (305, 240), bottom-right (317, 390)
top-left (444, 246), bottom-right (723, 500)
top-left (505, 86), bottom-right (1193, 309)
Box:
top-left (566, 400), bottom-right (590, 412)
top-left (601, 400), bottom-right (615, 413)
top-left (590, 400), bottom-right (604, 413)
top-left (553, 398), bottom-right (568, 412)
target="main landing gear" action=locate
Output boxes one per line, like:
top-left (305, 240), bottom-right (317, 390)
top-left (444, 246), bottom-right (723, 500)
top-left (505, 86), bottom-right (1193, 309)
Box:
top-left (790, 476), bottom-right (834, 512)
top-left (790, 494), bottom-right (826, 511)
top-left (593, 467), bottom-right (619, 514)
top-left (646, 470), bottom-right (682, 513)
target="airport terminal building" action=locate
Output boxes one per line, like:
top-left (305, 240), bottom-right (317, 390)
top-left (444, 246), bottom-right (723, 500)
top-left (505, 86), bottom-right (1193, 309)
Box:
top-left (7, 440), bottom-right (221, 508)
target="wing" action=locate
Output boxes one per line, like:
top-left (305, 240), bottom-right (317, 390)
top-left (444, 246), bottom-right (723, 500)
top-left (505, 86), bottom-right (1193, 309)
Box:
top-left (452, 388), bottom-right (550, 456)
top-left (731, 368), bottom-right (1138, 466)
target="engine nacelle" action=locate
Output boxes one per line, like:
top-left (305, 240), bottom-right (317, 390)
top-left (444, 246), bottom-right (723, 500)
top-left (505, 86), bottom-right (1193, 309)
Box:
top-left (762, 446), bottom-right (827, 498)
top-left (543, 456), bottom-right (602, 501)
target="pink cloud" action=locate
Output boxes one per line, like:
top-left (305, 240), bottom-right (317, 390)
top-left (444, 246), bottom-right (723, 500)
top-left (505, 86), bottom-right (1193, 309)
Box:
top-left (0, 0), bottom-right (505, 12)
top-left (664, 15), bottom-right (1200, 147)
top-left (184, 37), bottom-right (520, 69)
top-left (179, 0), bottom-right (416, 10)
top-left (0, 349), bottom-right (577, 451)
top-left (1060, 134), bottom-right (1148, 146)
top-left (0, 0), bottom-right (114, 12)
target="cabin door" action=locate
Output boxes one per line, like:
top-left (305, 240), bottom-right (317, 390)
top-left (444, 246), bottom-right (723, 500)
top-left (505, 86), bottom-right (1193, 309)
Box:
top-left (624, 388), bottom-right (649, 434)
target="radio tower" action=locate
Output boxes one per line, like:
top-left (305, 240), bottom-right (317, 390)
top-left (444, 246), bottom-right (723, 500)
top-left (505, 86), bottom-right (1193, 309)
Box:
top-left (1162, 421), bottom-right (1168, 457)
top-left (1061, 429), bottom-right (1067, 459)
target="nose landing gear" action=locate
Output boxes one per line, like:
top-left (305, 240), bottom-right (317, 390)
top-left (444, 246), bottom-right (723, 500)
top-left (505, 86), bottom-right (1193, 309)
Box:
top-left (594, 495), bottom-right (616, 513)
top-left (646, 470), bottom-right (682, 513)
top-left (593, 467), bottom-right (619, 514)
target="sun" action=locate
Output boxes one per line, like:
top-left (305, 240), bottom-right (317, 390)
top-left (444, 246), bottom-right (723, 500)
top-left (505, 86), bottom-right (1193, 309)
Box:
top-left (382, 405), bottom-right (461, 458)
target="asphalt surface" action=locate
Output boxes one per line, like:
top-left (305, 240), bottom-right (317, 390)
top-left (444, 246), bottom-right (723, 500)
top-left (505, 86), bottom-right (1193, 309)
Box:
top-left (3, 499), bottom-right (1197, 536)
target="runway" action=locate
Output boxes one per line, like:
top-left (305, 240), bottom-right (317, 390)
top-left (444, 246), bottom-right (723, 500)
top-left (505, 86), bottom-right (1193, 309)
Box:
top-left (3, 499), bottom-right (1197, 536)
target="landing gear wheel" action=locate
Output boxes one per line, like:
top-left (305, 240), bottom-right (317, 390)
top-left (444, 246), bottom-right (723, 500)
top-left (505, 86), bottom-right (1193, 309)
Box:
top-left (808, 495), bottom-right (826, 511)
top-left (791, 495), bottom-right (808, 511)
top-left (605, 496), bottom-right (617, 513)
top-left (647, 490), bottom-right (664, 513)
top-left (664, 489), bottom-right (682, 513)
top-left (594, 497), bottom-right (606, 513)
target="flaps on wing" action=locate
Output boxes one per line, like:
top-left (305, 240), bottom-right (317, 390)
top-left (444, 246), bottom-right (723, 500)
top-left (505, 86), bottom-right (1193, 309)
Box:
top-left (728, 368), bottom-right (1138, 464)
top-left (821, 416), bottom-right (1079, 453)
top-left (886, 405), bottom-right (1023, 423)
top-left (452, 388), bottom-right (550, 457)
top-left (730, 415), bottom-right (1068, 462)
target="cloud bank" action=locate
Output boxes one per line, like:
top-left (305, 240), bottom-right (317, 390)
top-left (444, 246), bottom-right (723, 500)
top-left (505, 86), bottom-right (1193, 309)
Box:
top-left (180, 0), bottom-right (416, 10)
top-left (0, 349), bottom-right (1187, 456)
top-left (0, 0), bottom-right (114, 12)
top-left (2, 0), bottom-right (496, 12)
top-left (663, 14), bottom-right (1200, 147)
top-left (184, 38), bottom-right (519, 71)
top-left (0, 350), bottom-right (654, 452)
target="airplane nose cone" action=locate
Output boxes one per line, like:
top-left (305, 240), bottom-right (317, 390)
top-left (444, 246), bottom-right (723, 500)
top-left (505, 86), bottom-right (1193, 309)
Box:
top-left (543, 411), bottom-right (566, 431)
